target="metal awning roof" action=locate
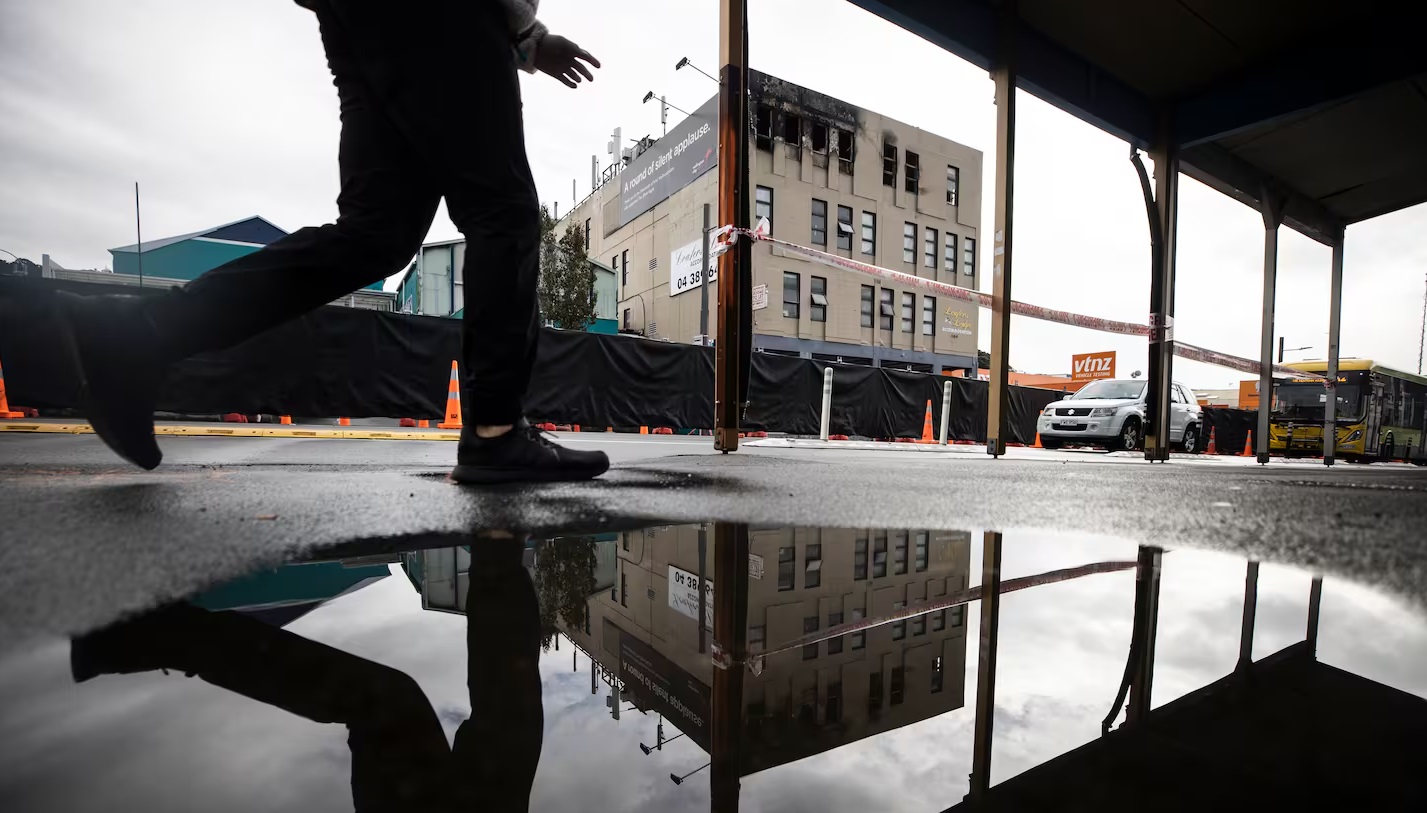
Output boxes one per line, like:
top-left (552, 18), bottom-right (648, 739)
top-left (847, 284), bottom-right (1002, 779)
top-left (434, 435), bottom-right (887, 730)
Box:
top-left (850, 0), bottom-right (1427, 245)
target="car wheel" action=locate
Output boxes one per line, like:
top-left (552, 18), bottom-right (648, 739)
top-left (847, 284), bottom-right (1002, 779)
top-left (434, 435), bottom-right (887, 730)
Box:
top-left (1116, 418), bottom-right (1141, 452)
top-left (1179, 424), bottom-right (1199, 454)
top-left (1040, 438), bottom-right (1063, 450)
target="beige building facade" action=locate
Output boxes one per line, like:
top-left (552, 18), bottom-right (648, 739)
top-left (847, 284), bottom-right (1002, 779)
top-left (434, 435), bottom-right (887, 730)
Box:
top-left (560, 70), bottom-right (983, 373)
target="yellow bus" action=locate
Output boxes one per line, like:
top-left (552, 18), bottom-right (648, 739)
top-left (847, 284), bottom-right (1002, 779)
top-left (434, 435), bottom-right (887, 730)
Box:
top-left (1269, 359), bottom-right (1427, 462)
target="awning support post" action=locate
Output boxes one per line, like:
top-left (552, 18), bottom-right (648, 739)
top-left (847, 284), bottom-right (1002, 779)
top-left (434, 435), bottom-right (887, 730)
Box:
top-left (1324, 228), bottom-right (1345, 465)
top-left (985, 0), bottom-right (1018, 458)
top-left (1145, 112), bottom-right (1179, 461)
top-left (1257, 189), bottom-right (1287, 464)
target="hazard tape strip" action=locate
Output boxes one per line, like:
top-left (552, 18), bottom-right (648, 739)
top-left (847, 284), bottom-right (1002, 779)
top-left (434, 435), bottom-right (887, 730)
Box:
top-left (729, 227), bottom-right (1325, 382)
top-left (0, 422), bottom-right (460, 441)
top-left (746, 559), bottom-right (1137, 667)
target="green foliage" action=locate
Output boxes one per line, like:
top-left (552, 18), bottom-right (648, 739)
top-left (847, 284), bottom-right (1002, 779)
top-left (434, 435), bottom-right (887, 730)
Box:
top-left (537, 205), bottom-right (598, 331)
top-left (532, 535), bottom-right (598, 651)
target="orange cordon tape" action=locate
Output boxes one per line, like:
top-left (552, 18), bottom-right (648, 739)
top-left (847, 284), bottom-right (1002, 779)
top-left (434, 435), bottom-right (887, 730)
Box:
top-left (718, 224), bottom-right (1325, 382)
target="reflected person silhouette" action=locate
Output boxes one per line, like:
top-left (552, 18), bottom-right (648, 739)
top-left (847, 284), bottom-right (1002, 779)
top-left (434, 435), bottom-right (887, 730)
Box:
top-left (68, 538), bottom-right (542, 813)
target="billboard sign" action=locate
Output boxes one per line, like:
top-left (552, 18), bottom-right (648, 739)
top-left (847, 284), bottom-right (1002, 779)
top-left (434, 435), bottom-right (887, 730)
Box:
top-left (1071, 351), bottom-right (1116, 381)
top-left (668, 565), bottom-right (713, 630)
top-left (669, 232), bottom-right (719, 297)
top-left (751, 283), bottom-right (769, 311)
top-left (617, 95), bottom-right (719, 228)
top-left (618, 628), bottom-right (711, 751)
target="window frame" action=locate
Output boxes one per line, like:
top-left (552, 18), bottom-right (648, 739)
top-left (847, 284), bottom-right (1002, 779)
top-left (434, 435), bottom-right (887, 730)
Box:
top-left (944, 233), bottom-right (957, 277)
top-left (902, 222), bottom-right (917, 264)
top-left (964, 236), bottom-right (976, 278)
top-left (882, 142), bottom-right (897, 187)
top-left (904, 151), bottom-right (920, 195)
top-left (782, 271), bottom-right (801, 319)
top-left (811, 198), bottom-right (827, 246)
top-left (860, 285), bottom-right (874, 328)
top-left (861, 211), bottom-right (877, 255)
top-left (836, 205), bottom-right (853, 251)
top-left (901, 292), bottom-right (915, 333)
top-left (924, 226), bottom-right (937, 270)
top-left (946, 165), bottom-right (960, 206)
top-left (755, 185), bottom-right (774, 233)
top-left (879, 289), bottom-right (894, 332)
top-left (922, 296), bottom-right (935, 337)
top-left (810, 276), bottom-right (827, 323)
top-left (777, 545), bottom-right (795, 591)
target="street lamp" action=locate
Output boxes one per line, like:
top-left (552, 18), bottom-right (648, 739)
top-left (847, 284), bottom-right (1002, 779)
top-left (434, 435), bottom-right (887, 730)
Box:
top-left (642, 92), bottom-right (691, 136)
top-left (675, 57), bottom-right (719, 84)
top-left (669, 762), bottom-right (710, 785)
top-left (1277, 337), bottom-right (1313, 363)
top-left (639, 732), bottom-right (686, 754)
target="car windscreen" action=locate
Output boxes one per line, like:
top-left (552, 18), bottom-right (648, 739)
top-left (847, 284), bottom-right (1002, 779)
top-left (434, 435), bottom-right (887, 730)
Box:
top-left (1074, 380), bottom-right (1146, 400)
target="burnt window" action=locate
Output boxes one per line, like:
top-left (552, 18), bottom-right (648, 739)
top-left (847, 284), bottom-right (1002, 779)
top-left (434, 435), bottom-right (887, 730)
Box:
top-left (882, 142), bottom-right (898, 187)
top-left (905, 151), bottom-right (920, 195)
top-left (755, 105), bottom-right (773, 151)
top-left (811, 122), bottom-right (828, 153)
top-left (783, 113), bottom-right (803, 160)
top-left (836, 129), bottom-right (854, 175)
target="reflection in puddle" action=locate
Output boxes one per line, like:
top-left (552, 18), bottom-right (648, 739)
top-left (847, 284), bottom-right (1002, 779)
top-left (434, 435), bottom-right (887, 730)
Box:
top-left (0, 524), bottom-right (1424, 812)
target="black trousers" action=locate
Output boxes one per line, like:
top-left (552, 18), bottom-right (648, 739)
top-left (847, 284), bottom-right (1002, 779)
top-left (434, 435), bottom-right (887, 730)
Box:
top-left (145, 0), bottom-right (540, 426)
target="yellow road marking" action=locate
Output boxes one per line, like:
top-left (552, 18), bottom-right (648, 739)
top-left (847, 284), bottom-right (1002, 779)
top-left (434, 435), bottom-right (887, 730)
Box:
top-left (0, 422), bottom-right (460, 441)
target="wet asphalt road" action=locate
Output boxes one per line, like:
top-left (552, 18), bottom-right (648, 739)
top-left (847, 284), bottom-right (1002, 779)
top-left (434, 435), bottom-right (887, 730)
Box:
top-left (2, 431), bottom-right (1426, 640)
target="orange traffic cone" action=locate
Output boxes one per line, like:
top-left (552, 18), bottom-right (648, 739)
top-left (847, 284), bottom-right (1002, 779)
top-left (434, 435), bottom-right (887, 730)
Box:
top-left (1032, 431), bottom-right (1043, 449)
top-left (437, 360), bottom-right (463, 429)
top-left (640, 426), bottom-right (649, 434)
top-left (1205, 426), bottom-right (1216, 454)
top-left (279, 415), bottom-right (292, 425)
top-left (338, 417), bottom-right (351, 427)
top-left (418, 419), bottom-right (429, 428)
top-left (918, 400), bottom-right (935, 443)
top-left (1240, 430), bottom-right (1254, 457)
top-left (0, 357), bottom-right (24, 419)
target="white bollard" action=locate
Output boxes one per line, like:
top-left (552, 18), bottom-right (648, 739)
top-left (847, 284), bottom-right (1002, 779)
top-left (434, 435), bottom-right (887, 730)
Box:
top-left (819, 366), bottom-right (834, 441)
top-left (939, 379), bottom-right (953, 445)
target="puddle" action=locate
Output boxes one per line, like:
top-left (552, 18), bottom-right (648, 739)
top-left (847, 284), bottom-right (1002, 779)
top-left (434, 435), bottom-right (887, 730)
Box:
top-left (1, 524), bottom-right (1424, 811)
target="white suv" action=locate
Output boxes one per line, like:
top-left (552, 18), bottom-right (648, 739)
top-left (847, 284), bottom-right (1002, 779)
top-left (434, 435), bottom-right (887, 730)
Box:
top-left (1036, 378), bottom-right (1202, 452)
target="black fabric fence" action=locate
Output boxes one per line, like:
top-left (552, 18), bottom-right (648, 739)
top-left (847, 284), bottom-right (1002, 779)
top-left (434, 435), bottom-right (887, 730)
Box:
top-left (1, 276), bottom-right (1056, 444)
top-left (1201, 407), bottom-right (1258, 455)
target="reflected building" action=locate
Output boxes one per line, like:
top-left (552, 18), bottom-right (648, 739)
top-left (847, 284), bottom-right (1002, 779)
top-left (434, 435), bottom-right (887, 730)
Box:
top-left (401, 525), bottom-right (970, 776)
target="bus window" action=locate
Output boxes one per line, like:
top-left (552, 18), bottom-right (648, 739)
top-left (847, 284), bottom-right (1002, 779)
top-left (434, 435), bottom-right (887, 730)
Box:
top-left (1274, 373), bottom-right (1365, 421)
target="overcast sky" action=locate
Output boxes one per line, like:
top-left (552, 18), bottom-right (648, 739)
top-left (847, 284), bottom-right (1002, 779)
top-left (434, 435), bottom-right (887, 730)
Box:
top-left (3, 0), bottom-right (1425, 388)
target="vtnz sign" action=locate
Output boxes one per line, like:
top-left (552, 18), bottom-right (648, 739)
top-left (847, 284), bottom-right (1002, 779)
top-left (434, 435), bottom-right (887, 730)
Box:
top-left (1071, 351), bottom-right (1116, 381)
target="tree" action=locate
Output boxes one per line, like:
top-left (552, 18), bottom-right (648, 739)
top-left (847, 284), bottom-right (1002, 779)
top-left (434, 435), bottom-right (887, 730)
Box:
top-left (537, 205), bottom-right (598, 331)
top-left (532, 535), bottom-right (598, 651)
top-left (978, 349), bottom-right (991, 369)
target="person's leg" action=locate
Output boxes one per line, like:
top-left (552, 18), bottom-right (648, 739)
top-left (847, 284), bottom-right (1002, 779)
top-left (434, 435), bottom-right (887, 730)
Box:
top-left (56, 0), bottom-right (439, 469)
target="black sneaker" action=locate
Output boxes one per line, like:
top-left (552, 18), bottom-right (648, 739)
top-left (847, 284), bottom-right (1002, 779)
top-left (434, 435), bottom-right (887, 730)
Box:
top-left (54, 292), bottom-right (167, 470)
top-left (70, 603), bottom-right (209, 683)
top-left (451, 420), bottom-right (609, 485)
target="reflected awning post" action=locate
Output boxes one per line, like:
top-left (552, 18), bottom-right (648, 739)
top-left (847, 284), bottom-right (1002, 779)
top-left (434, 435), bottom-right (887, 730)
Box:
top-left (967, 531), bottom-right (1004, 802)
top-left (1126, 546), bottom-right (1162, 724)
top-left (1306, 576), bottom-right (1323, 657)
top-left (1324, 229), bottom-right (1345, 465)
top-left (1257, 190), bottom-right (1287, 463)
top-left (1238, 561), bottom-right (1260, 670)
top-left (711, 522), bottom-right (751, 810)
top-left (985, 0), bottom-right (1017, 458)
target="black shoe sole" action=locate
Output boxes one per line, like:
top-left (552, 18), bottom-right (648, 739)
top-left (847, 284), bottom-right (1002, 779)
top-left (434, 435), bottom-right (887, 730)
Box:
top-left (53, 292), bottom-right (162, 471)
top-left (449, 461), bottom-right (610, 485)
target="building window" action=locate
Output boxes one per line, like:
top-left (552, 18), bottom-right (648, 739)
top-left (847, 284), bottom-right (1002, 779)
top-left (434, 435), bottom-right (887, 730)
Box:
top-left (905, 151), bottom-right (920, 195)
top-left (924, 227), bottom-right (937, 271)
top-left (854, 534), bottom-right (869, 579)
top-left (879, 289), bottom-right (894, 331)
top-left (778, 545), bottom-right (795, 591)
top-left (622, 308), bottom-right (631, 330)
top-left (811, 122), bottom-right (829, 154)
top-left (873, 532), bottom-right (887, 578)
top-left (620, 572), bottom-right (627, 607)
top-left (891, 666), bottom-right (905, 706)
top-left (893, 531), bottom-right (908, 574)
top-left (912, 613), bottom-right (926, 636)
top-left (803, 615), bottom-right (819, 660)
top-left (902, 222), bottom-right (916, 264)
top-left (805, 542), bottom-right (822, 588)
top-left (584, 219), bottom-right (591, 248)
top-left (621, 249), bottom-right (629, 285)
top-left (612, 254), bottom-right (620, 287)
top-left (944, 233), bottom-right (957, 277)
top-left (861, 212), bottom-right (877, 255)
top-left (931, 656), bottom-right (945, 693)
top-left (782, 112), bottom-right (803, 160)
top-left (951, 605), bottom-right (966, 628)
top-left (811, 199), bottom-right (827, 246)
top-left (964, 236), bottom-right (976, 278)
top-left (826, 681), bottom-right (843, 722)
top-left (868, 670), bottom-right (884, 714)
top-left (882, 142), bottom-right (897, 186)
top-left (836, 205), bottom-right (853, 251)
top-left (782, 272), bottom-right (800, 319)
top-left (828, 611), bottom-right (844, 655)
top-left (810, 276), bottom-right (827, 323)
top-left (892, 601), bottom-right (906, 640)
top-left (901, 292), bottom-right (914, 333)
top-left (756, 186), bottom-right (774, 232)
top-left (623, 534), bottom-right (630, 551)
top-left (836, 129), bottom-right (854, 174)
top-left (932, 609), bottom-right (946, 631)
top-left (584, 603), bottom-right (592, 635)
top-left (851, 608), bottom-right (866, 650)
top-left (922, 297), bottom-right (935, 337)
top-left (915, 531), bottom-right (929, 570)
top-left (946, 165), bottom-right (960, 206)
top-left (859, 285), bottom-right (874, 328)
top-left (754, 105), bottom-right (773, 151)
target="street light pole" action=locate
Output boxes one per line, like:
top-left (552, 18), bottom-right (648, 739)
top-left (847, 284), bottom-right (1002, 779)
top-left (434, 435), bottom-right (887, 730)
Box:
top-left (670, 762), bottom-right (710, 785)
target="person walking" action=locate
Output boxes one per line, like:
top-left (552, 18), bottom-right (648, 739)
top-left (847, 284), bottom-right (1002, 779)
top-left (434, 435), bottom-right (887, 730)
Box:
top-left (52, 0), bottom-right (608, 484)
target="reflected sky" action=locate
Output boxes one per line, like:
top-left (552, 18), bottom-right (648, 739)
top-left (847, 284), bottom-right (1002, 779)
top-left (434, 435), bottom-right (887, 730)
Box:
top-left (0, 525), bottom-right (1423, 813)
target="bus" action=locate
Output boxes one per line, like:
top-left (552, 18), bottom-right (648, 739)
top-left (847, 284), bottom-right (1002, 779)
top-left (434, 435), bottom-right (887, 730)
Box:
top-left (1269, 359), bottom-right (1427, 462)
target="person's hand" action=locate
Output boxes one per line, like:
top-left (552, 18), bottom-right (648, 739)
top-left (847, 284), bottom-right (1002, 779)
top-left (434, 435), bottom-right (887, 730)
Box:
top-left (535, 35), bottom-right (600, 88)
